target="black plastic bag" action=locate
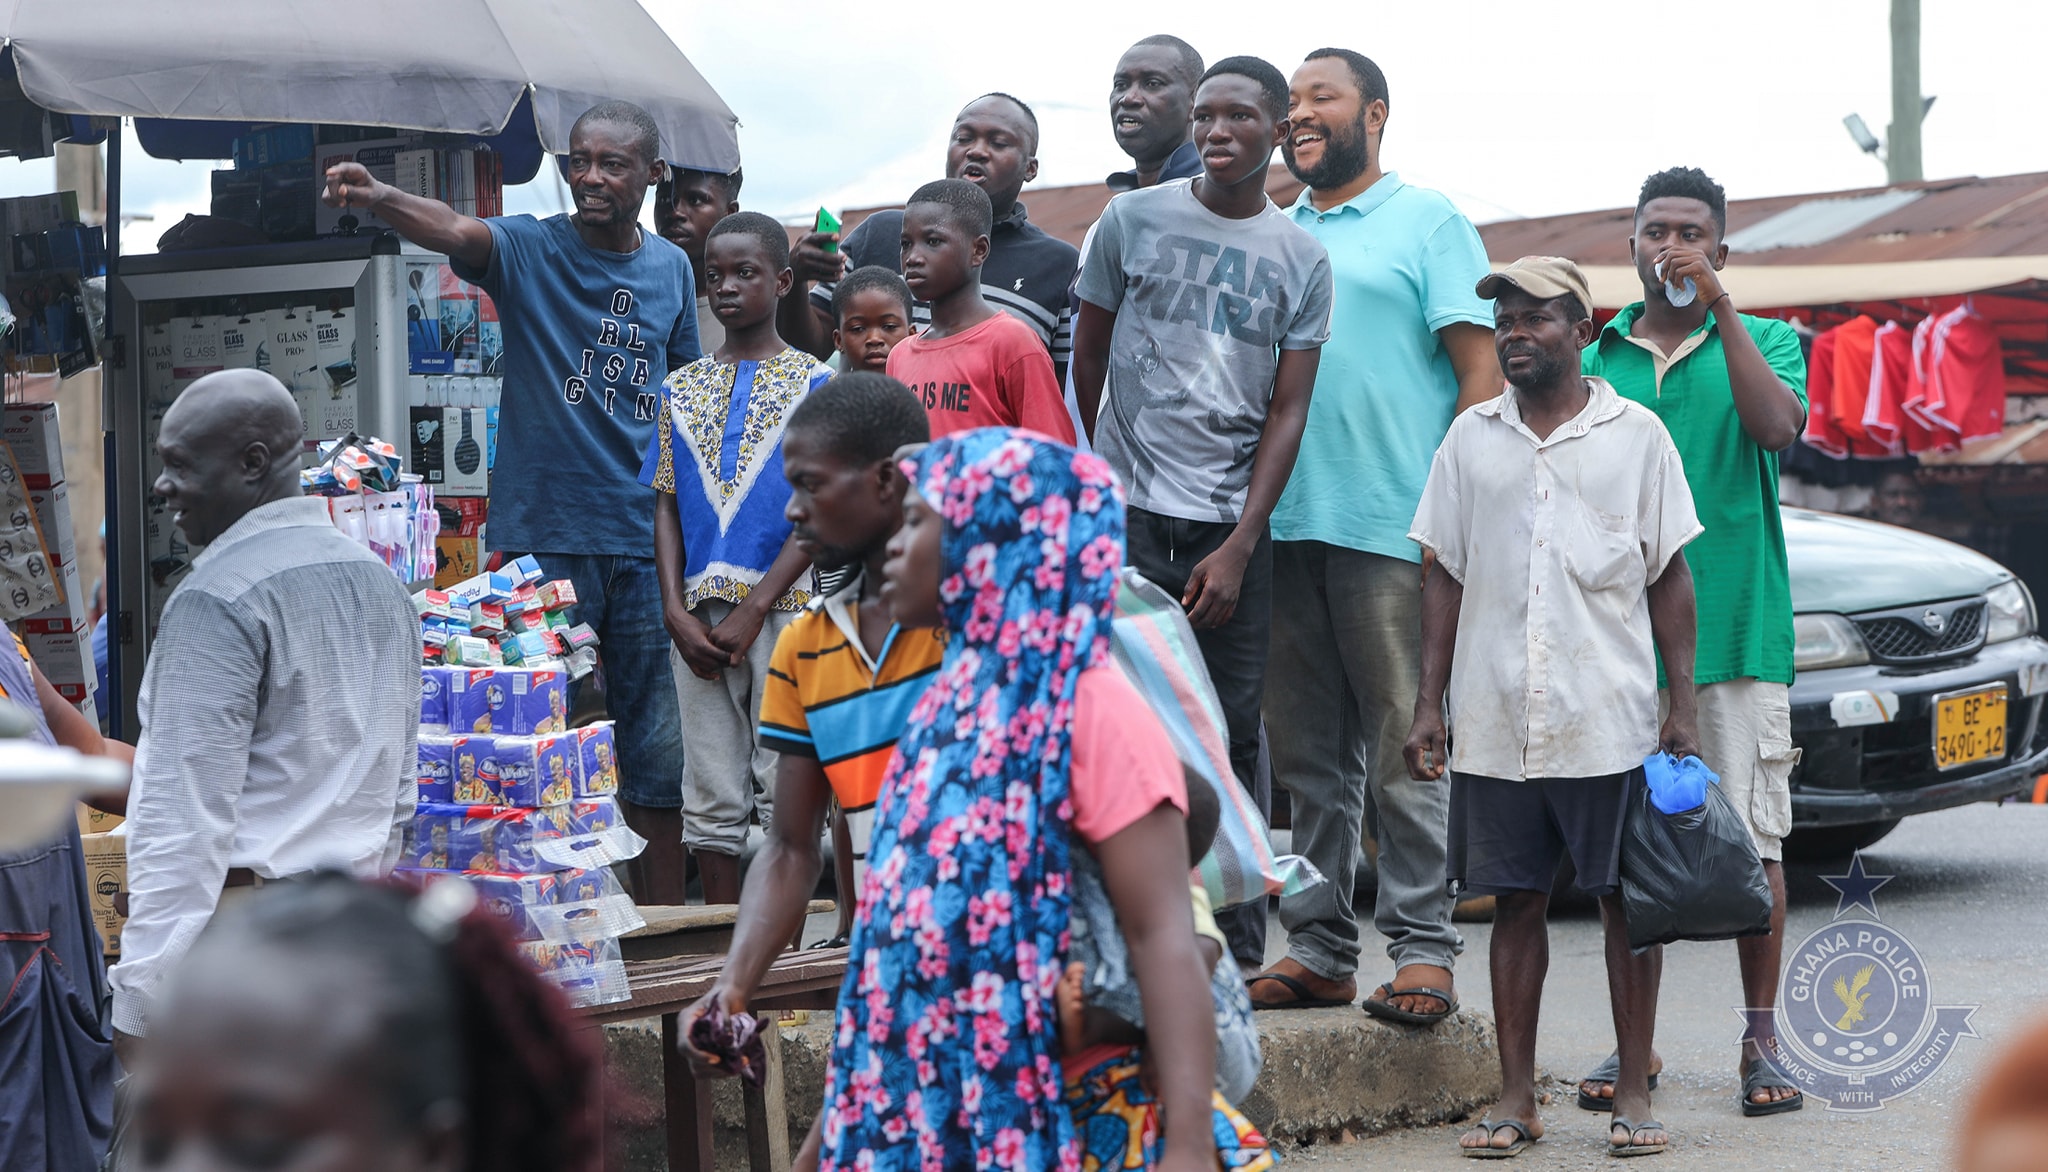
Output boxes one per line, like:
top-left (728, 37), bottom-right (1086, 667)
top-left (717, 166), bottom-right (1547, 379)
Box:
top-left (1619, 779), bottom-right (1772, 952)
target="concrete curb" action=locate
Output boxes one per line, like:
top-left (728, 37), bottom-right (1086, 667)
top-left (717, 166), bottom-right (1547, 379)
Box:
top-left (602, 1008), bottom-right (1499, 1166)
top-left (1237, 1008), bottom-right (1501, 1144)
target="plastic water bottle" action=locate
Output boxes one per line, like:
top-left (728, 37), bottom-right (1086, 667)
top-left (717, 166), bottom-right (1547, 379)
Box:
top-left (1655, 260), bottom-right (1697, 308)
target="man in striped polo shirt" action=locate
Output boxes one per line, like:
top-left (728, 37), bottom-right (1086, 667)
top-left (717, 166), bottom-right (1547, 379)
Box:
top-left (694, 373), bottom-right (936, 975)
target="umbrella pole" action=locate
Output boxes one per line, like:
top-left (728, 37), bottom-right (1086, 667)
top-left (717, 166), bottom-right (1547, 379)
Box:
top-left (102, 122), bottom-right (123, 738)
top-left (105, 123), bottom-right (121, 261)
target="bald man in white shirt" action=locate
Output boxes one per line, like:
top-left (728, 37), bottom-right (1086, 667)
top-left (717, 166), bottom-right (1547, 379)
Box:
top-left (110, 371), bottom-right (421, 1059)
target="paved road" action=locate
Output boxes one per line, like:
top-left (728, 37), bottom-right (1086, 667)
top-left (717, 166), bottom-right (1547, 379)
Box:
top-left (1278, 801), bottom-right (2048, 1171)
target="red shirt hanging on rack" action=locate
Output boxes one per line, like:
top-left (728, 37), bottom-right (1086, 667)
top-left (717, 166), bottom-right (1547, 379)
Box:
top-left (1933, 306), bottom-right (2006, 445)
top-left (1802, 327), bottom-right (1849, 456)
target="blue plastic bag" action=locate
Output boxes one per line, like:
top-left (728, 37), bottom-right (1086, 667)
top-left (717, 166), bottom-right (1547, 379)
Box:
top-left (1642, 752), bottom-right (1717, 815)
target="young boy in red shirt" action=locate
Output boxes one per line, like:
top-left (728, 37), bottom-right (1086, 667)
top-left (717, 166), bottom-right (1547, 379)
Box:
top-left (885, 179), bottom-right (1074, 441)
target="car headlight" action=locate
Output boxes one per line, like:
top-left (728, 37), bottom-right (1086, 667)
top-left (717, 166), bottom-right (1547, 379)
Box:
top-left (1986, 579), bottom-right (2036, 643)
top-left (1794, 613), bottom-right (1868, 670)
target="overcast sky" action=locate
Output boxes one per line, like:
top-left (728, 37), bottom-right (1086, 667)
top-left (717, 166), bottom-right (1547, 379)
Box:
top-left (4, 0), bottom-right (2044, 252)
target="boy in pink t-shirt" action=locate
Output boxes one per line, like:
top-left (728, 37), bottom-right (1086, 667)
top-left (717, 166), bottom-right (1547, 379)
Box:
top-left (885, 179), bottom-right (1074, 442)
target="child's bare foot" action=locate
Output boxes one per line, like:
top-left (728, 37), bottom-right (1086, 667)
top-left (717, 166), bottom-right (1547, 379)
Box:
top-left (1056, 962), bottom-right (1087, 1056)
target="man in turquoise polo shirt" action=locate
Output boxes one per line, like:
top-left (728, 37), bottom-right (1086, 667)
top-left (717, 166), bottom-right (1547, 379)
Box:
top-left (1250, 48), bottom-right (1501, 1020)
top-left (1578, 166), bottom-right (1809, 1118)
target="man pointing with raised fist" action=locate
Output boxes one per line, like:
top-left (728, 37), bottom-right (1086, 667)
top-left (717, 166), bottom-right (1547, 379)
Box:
top-left (322, 99), bottom-right (702, 902)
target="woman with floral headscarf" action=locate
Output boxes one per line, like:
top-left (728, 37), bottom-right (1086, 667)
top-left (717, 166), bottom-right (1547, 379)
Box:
top-left (802, 428), bottom-right (1274, 1172)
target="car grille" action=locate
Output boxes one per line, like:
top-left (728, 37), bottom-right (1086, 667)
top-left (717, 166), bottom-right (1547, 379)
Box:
top-left (1793, 694), bottom-right (2046, 798)
top-left (1853, 598), bottom-right (1985, 664)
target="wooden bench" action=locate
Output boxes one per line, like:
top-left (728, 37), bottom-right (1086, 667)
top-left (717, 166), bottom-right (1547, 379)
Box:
top-left (582, 947), bottom-right (849, 1172)
top-left (620, 900), bottom-right (836, 961)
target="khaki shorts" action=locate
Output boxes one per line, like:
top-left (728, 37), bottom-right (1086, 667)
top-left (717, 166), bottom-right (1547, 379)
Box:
top-left (1661, 679), bottom-right (1800, 861)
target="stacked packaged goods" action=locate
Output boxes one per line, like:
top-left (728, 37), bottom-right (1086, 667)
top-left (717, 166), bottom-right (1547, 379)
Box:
top-left (5, 401), bottom-right (94, 712)
top-left (395, 564), bottom-right (643, 1008)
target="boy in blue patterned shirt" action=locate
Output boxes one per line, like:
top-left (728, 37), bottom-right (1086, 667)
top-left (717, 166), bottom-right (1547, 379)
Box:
top-left (641, 211), bottom-right (831, 902)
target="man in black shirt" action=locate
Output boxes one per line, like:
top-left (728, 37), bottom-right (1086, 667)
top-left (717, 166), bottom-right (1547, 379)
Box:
top-left (779, 94), bottom-right (1080, 378)
top-left (1105, 35), bottom-right (1205, 192)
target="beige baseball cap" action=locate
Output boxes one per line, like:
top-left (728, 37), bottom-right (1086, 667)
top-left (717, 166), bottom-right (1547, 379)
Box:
top-left (1475, 256), bottom-right (1592, 316)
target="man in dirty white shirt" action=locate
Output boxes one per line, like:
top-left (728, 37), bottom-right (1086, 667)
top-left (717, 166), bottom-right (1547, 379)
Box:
top-left (1402, 256), bottom-right (1702, 1159)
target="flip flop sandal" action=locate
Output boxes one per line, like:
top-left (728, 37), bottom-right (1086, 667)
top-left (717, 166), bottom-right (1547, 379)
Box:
top-left (1576, 1052), bottom-right (1661, 1112)
top-left (807, 933), bottom-right (849, 951)
top-left (1359, 982), bottom-right (1459, 1026)
top-left (1461, 1118), bottom-right (1536, 1159)
top-left (1608, 1117), bottom-right (1669, 1158)
top-left (1245, 971), bottom-right (1351, 1010)
top-left (1740, 1058), bottom-right (1805, 1117)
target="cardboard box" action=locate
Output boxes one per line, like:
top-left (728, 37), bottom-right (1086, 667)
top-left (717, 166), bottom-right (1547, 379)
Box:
top-left (440, 408), bottom-right (490, 495)
top-left (27, 481), bottom-right (75, 567)
top-left (20, 551), bottom-right (86, 627)
top-left (76, 803), bottom-right (123, 835)
top-left (435, 535), bottom-right (480, 590)
top-left (1, 402), bottom-right (63, 488)
top-left (24, 626), bottom-right (87, 681)
top-left (438, 494), bottom-right (488, 538)
top-left (234, 124), bottom-right (315, 170)
top-left (314, 137), bottom-right (424, 236)
top-left (79, 829), bottom-right (126, 957)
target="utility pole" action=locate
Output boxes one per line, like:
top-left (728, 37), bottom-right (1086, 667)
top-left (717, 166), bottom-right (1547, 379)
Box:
top-left (1888, 0), bottom-right (1923, 184)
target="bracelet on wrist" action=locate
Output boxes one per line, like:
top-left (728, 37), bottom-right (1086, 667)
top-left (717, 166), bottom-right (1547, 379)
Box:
top-left (1706, 291), bottom-right (1732, 312)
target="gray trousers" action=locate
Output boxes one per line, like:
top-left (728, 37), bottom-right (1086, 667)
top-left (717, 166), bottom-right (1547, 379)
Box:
top-left (1264, 541), bottom-right (1461, 980)
top-left (673, 601), bottom-right (796, 856)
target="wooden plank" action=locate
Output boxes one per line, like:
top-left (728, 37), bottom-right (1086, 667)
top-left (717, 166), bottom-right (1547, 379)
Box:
top-left (621, 925), bottom-right (732, 961)
top-left (742, 1021), bottom-right (792, 1172)
top-left (661, 1012), bottom-right (716, 1172)
top-left (625, 900), bottom-right (836, 939)
top-left (579, 948), bottom-right (850, 1026)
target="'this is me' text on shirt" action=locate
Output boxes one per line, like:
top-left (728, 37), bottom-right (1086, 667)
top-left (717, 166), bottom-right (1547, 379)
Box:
top-left (1583, 305), bottom-right (1807, 686)
top-left (885, 313), bottom-right (1073, 442)
top-left (1077, 178), bottom-right (1334, 522)
top-left (452, 214), bottom-right (700, 557)
top-left (1273, 175), bottom-right (1495, 561)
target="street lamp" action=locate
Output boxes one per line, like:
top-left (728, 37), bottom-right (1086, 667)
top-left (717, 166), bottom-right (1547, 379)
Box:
top-left (1843, 113), bottom-right (1882, 156)
top-left (1842, 97), bottom-right (1936, 178)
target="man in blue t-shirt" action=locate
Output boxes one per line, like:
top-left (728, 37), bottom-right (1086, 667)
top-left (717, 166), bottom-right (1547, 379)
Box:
top-left (323, 100), bottom-right (702, 903)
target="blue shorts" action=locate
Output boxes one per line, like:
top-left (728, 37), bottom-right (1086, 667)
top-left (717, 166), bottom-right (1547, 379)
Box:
top-left (502, 552), bottom-right (685, 808)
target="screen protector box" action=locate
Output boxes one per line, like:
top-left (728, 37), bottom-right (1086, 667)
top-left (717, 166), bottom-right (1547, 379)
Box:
top-left (1, 402), bottom-right (63, 488)
top-left (314, 137), bottom-right (425, 236)
top-left (27, 482), bottom-right (76, 567)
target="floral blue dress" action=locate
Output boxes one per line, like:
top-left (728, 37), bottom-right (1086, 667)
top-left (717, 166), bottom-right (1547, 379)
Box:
top-left (818, 430), bottom-right (1124, 1172)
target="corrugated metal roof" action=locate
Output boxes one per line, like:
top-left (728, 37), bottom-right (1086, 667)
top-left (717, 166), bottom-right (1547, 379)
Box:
top-left (835, 165), bottom-right (1307, 250)
top-left (1479, 171), bottom-right (2048, 266)
top-left (813, 169), bottom-right (2048, 267)
top-left (1723, 189), bottom-right (1926, 253)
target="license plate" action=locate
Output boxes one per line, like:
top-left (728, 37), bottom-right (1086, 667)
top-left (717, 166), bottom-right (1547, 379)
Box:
top-left (1933, 684), bottom-right (2008, 770)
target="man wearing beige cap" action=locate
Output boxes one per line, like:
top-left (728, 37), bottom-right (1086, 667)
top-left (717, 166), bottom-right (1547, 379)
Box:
top-left (1404, 256), bottom-right (1702, 1158)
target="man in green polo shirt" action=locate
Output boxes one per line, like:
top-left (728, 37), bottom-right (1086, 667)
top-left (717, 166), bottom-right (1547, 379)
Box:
top-left (1250, 48), bottom-right (1501, 1020)
top-left (1579, 166), bottom-right (1809, 1118)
